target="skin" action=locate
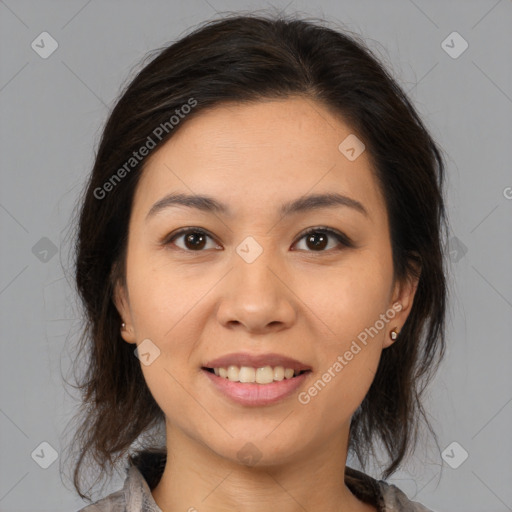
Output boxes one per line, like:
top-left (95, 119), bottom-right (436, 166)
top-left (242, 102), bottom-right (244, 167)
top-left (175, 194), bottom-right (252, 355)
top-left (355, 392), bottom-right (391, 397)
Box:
top-left (114, 96), bottom-right (419, 512)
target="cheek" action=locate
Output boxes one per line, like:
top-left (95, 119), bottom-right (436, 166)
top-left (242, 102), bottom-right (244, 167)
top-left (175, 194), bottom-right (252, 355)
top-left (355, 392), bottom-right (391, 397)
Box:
top-left (295, 252), bottom-right (392, 418)
top-left (125, 248), bottom-right (212, 386)
top-left (126, 253), bottom-right (203, 427)
top-left (301, 250), bottom-right (394, 342)
top-left (126, 247), bottom-right (203, 339)
top-left (298, 344), bottom-right (380, 438)
top-left (297, 270), bottom-right (390, 426)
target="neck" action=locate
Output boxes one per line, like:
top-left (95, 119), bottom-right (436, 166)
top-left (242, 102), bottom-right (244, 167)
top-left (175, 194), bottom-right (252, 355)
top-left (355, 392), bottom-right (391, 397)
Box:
top-left (150, 423), bottom-right (375, 512)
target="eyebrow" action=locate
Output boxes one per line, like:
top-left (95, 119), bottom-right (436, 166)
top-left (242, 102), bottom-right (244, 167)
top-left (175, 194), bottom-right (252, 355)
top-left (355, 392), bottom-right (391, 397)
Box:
top-left (145, 191), bottom-right (368, 222)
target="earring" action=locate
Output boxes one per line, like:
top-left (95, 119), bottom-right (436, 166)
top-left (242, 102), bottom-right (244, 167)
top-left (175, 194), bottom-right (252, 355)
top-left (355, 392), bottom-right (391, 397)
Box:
top-left (121, 322), bottom-right (126, 330)
top-left (390, 328), bottom-right (399, 340)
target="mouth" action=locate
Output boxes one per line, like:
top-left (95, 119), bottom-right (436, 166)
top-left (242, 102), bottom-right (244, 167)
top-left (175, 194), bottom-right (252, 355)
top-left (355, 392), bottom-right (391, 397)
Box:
top-left (202, 366), bottom-right (311, 384)
top-left (200, 353), bottom-right (313, 406)
top-left (201, 365), bottom-right (312, 407)
top-left (203, 352), bottom-right (312, 378)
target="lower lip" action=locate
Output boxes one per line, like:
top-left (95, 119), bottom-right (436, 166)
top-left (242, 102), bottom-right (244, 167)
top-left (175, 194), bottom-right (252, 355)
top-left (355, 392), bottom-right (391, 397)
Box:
top-left (202, 368), bottom-right (311, 407)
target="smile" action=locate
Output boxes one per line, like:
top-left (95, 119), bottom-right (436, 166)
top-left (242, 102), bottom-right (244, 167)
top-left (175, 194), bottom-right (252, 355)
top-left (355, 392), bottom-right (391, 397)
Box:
top-left (202, 366), bottom-right (312, 406)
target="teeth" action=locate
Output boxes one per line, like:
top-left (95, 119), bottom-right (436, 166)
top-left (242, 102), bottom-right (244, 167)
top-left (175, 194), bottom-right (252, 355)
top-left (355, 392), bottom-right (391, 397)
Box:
top-left (211, 365), bottom-right (303, 384)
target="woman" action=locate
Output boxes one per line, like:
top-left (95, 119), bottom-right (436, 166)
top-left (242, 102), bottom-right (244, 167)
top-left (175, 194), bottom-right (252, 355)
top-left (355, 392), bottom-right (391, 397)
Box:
top-left (67, 12), bottom-right (447, 512)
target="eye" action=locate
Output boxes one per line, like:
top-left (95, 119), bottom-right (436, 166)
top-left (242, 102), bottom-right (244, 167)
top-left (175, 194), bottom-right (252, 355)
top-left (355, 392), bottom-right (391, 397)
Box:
top-left (163, 227), bottom-right (221, 251)
top-left (162, 226), bottom-right (353, 253)
top-left (293, 227), bottom-right (353, 252)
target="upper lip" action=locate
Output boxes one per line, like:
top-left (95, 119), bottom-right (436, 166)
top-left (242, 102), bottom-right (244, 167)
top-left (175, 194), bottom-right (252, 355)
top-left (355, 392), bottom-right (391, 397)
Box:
top-left (203, 352), bottom-right (312, 372)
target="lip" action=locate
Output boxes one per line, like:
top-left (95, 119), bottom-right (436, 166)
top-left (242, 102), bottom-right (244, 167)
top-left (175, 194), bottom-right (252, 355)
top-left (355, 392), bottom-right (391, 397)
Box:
top-left (202, 368), bottom-right (311, 407)
top-left (203, 352), bottom-right (312, 372)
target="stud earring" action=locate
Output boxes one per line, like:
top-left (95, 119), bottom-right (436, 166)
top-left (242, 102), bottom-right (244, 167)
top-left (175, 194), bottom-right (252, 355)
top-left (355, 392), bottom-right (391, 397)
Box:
top-left (121, 322), bottom-right (126, 330)
top-left (390, 328), bottom-right (399, 340)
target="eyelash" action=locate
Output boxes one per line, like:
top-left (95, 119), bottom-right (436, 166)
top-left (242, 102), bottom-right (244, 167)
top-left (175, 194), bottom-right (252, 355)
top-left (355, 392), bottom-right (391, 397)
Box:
top-left (161, 226), bottom-right (353, 253)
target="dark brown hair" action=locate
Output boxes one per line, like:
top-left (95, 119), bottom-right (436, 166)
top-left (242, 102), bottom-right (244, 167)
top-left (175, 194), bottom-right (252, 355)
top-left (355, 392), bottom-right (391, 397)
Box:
top-left (63, 12), bottom-right (448, 501)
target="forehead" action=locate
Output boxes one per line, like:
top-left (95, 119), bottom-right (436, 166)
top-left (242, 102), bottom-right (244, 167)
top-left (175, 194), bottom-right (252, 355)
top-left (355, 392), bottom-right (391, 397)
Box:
top-left (132, 96), bottom-right (385, 221)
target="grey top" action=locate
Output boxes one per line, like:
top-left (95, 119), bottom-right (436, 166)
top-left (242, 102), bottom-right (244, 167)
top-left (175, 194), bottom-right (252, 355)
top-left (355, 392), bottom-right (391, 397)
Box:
top-left (77, 457), bottom-right (435, 512)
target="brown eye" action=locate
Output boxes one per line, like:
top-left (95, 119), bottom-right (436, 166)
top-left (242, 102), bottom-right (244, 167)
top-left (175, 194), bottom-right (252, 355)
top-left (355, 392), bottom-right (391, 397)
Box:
top-left (293, 227), bottom-right (353, 252)
top-left (182, 231), bottom-right (207, 250)
top-left (304, 232), bottom-right (329, 250)
top-left (163, 226), bottom-right (352, 253)
top-left (165, 228), bottom-right (220, 251)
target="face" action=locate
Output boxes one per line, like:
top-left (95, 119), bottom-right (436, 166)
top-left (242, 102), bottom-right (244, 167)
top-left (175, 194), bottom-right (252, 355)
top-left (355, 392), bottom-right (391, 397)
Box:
top-left (114, 96), bottom-right (418, 466)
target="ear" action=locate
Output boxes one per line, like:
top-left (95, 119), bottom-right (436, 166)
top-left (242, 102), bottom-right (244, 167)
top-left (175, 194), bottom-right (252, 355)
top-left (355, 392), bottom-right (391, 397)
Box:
top-left (384, 259), bottom-right (421, 349)
top-left (113, 280), bottom-right (137, 344)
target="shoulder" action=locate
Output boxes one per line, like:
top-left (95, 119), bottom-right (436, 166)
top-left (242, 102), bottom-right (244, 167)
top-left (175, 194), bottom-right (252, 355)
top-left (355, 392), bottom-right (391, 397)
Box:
top-left (75, 461), bottom-right (163, 512)
top-left (377, 479), bottom-right (436, 512)
top-left (76, 488), bottom-right (124, 511)
top-left (345, 466), bottom-right (436, 512)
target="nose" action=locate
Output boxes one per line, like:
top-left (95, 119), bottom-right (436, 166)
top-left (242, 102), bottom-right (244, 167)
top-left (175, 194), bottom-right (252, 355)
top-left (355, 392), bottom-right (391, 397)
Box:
top-left (215, 246), bottom-right (297, 334)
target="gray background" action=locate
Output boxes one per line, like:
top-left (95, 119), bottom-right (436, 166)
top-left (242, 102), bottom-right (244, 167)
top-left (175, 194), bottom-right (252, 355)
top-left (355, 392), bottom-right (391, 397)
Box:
top-left (1, 0), bottom-right (511, 511)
